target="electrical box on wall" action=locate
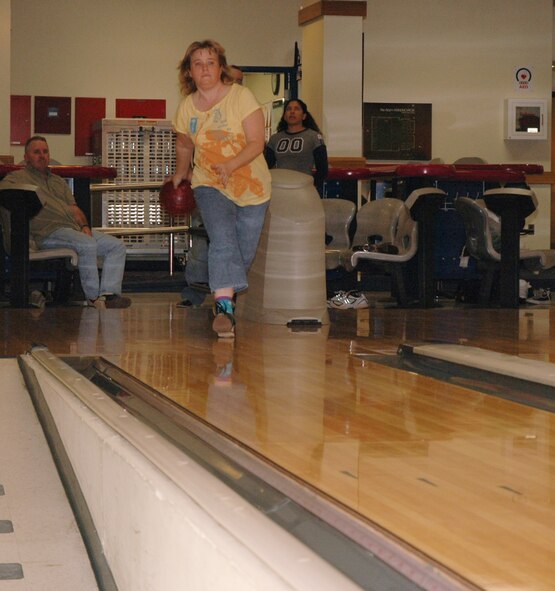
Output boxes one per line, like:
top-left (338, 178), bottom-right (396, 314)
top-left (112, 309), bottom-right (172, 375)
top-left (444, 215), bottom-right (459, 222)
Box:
top-left (505, 99), bottom-right (547, 140)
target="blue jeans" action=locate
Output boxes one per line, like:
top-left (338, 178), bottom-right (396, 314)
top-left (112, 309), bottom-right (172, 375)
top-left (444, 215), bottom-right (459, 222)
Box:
top-left (40, 228), bottom-right (127, 300)
top-left (194, 186), bottom-right (269, 293)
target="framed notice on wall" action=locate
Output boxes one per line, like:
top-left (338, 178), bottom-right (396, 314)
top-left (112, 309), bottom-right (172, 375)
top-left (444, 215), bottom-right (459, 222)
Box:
top-left (363, 103), bottom-right (432, 160)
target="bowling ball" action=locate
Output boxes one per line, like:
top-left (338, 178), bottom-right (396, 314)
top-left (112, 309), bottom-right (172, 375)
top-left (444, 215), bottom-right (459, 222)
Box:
top-left (159, 179), bottom-right (196, 216)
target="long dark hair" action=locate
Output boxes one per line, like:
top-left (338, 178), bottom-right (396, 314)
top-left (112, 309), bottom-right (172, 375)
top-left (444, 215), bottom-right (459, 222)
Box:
top-left (277, 99), bottom-right (322, 133)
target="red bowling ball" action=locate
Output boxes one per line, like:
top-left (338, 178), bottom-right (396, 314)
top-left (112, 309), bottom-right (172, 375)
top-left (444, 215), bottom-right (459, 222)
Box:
top-left (159, 179), bottom-right (196, 216)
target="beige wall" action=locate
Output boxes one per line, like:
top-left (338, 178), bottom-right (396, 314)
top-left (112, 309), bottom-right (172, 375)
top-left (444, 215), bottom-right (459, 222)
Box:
top-left (300, 19), bottom-right (325, 134)
top-left (301, 15), bottom-right (363, 157)
top-left (364, 0), bottom-right (552, 166)
top-left (363, 0), bottom-right (553, 248)
top-left (4, 0), bottom-right (301, 164)
top-left (0, 0), bottom-right (10, 154)
top-left (322, 16), bottom-right (363, 157)
top-left (552, 6), bottom-right (555, 90)
top-left (4, 0), bottom-right (552, 166)
top-left (1, 0), bottom-right (553, 244)
top-left (3, 0), bottom-right (554, 245)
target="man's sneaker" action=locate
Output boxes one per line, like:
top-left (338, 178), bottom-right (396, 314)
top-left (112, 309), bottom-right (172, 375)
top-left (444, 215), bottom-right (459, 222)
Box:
top-left (526, 288), bottom-right (551, 305)
top-left (177, 299), bottom-right (194, 308)
top-left (103, 294), bottom-right (131, 308)
top-left (327, 290), bottom-right (369, 310)
top-left (88, 297), bottom-right (105, 309)
top-left (212, 300), bottom-right (235, 338)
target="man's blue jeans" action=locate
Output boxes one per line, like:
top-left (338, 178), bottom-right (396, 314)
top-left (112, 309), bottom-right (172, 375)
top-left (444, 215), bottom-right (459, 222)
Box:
top-left (41, 228), bottom-right (127, 301)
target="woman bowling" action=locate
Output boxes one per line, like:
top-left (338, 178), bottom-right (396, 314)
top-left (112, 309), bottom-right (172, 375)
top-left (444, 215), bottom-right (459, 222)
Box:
top-left (172, 39), bottom-right (271, 338)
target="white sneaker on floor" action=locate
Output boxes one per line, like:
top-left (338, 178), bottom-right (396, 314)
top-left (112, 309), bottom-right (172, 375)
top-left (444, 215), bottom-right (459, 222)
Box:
top-left (327, 290), bottom-right (369, 310)
top-left (519, 280), bottom-right (531, 302)
top-left (526, 288), bottom-right (551, 305)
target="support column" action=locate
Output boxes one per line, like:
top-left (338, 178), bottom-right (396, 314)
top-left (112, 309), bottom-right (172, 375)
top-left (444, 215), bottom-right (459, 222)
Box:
top-left (299, 1), bottom-right (367, 158)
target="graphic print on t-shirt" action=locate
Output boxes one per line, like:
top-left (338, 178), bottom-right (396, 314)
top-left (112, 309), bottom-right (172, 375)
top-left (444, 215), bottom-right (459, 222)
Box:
top-left (200, 129), bottom-right (263, 197)
top-left (275, 136), bottom-right (304, 154)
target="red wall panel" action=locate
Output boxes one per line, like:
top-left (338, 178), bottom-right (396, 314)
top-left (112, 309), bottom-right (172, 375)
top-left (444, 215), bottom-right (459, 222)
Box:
top-left (10, 95), bottom-right (31, 145)
top-left (115, 99), bottom-right (166, 119)
top-left (75, 97), bottom-right (106, 156)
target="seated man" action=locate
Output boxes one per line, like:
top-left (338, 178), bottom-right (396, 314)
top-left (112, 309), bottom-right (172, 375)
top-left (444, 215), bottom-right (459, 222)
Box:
top-left (0, 135), bottom-right (130, 308)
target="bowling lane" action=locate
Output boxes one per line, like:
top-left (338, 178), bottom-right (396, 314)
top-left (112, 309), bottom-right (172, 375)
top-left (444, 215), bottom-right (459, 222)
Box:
top-left (103, 298), bottom-right (555, 591)
top-left (4, 294), bottom-right (555, 590)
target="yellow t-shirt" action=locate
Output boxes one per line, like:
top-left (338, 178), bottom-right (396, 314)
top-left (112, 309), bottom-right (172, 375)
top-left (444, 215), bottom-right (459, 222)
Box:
top-left (173, 84), bottom-right (271, 206)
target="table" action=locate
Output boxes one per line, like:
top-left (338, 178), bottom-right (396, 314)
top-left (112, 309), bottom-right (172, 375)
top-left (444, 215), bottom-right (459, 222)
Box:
top-left (482, 188), bottom-right (538, 308)
top-left (0, 185), bottom-right (44, 307)
top-left (400, 164), bottom-right (540, 308)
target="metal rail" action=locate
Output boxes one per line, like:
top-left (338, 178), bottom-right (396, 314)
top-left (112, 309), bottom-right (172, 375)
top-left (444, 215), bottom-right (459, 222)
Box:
top-left (90, 181), bottom-right (191, 275)
top-left (90, 181), bottom-right (164, 192)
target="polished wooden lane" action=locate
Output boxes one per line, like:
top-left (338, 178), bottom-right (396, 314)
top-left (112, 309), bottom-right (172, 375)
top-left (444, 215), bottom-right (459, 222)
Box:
top-left (2, 293), bottom-right (555, 590)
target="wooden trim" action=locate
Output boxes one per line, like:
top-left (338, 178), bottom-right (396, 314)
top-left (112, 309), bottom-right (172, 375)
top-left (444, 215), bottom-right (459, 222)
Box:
top-left (298, 1), bottom-right (367, 26)
top-left (526, 172), bottom-right (555, 185)
top-left (551, 185), bottom-right (555, 248)
top-left (328, 156), bottom-right (367, 168)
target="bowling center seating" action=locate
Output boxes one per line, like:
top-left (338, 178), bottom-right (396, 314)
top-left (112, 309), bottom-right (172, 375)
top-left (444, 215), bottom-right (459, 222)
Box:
top-left (321, 171), bottom-right (555, 308)
top-left (3, 162), bottom-right (555, 311)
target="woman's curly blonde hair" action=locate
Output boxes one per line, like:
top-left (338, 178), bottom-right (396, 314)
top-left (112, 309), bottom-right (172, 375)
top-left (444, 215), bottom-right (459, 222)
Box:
top-left (177, 39), bottom-right (235, 96)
